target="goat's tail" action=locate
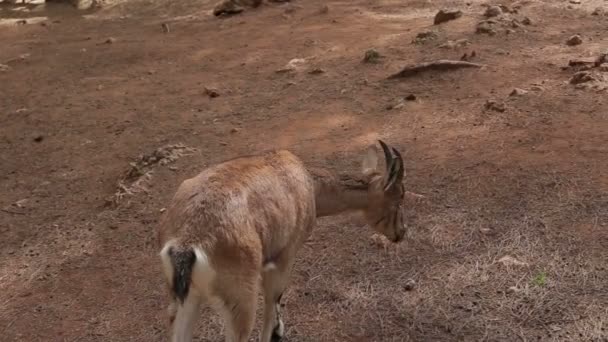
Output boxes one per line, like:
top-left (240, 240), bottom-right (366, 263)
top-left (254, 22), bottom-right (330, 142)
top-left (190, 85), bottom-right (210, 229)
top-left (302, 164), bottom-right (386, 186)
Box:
top-left (160, 240), bottom-right (213, 303)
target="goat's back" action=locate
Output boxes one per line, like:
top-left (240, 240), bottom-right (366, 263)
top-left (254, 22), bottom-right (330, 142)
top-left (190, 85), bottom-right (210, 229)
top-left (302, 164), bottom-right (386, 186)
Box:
top-left (158, 150), bottom-right (316, 269)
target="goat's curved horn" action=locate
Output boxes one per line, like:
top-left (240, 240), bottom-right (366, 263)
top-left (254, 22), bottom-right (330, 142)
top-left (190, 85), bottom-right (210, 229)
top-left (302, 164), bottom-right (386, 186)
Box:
top-left (378, 140), bottom-right (394, 171)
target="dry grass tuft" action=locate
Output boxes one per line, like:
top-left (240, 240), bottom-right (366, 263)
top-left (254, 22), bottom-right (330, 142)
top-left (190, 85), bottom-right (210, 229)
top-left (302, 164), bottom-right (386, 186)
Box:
top-left (108, 144), bottom-right (197, 206)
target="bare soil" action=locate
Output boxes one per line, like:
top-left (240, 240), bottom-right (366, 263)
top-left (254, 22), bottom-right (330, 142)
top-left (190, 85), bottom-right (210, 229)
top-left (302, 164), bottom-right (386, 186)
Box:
top-left (1, 0), bottom-right (607, 341)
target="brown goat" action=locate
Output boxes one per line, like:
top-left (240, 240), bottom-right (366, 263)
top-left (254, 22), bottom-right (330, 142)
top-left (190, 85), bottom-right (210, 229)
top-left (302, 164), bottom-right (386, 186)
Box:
top-left (158, 140), bottom-right (407, 342)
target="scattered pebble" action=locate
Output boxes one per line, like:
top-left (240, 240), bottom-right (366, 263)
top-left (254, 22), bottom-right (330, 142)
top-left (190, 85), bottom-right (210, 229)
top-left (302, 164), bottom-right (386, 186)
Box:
top-left (413, 30), bottom-right (439, 44)
top-left (497, 255), bottom-right (528, 267)
top-left (161, 23), bottom-right (170, 33)
top-left (404, 279), bottom-right (416, 291)
top-left (566, 34), bottom-right (583, 46)
top-left (204, 87), bottom-right (220, 98)
top-left (484, 100), bottom-right (506, 112)
top-left (318, 4), bottom-right (329, 14)
top-left (33, 135), bottom-right (44, 143)
top-left (363, 49), bottom-right (382, 63)
top-left (230, 127), bottom-right (240, 133)
top-left (569, 0), bottom-right (580, 4)
top-left (509, 88), bottom-right (529, 96)
top-left (276, 58), bottom-right (307, 72)
top-left (506, 286), bottom-right (521, 294)
top-left (476, 20), bottom-right (497, 35)
top-left (484, 6), bottom-right (503, 18)
top-left (434, 9), bottom-right (463, 25)
top-left (439, 39), bottom-right (470, 49)
top-left (591, 7), bottom-right (605, 16)
top-left (405, 94), bottom-right (417, 101)
top-left (530, 85), bottom-right (545, 92)
top-left (0, 64), bottom-right (9, 72)
top-left (105, 37), bottom-right (116, 44)
top-left (308, 68), bottom-right (325, 75)
top-left (570, 71), bottom-right (598, 84)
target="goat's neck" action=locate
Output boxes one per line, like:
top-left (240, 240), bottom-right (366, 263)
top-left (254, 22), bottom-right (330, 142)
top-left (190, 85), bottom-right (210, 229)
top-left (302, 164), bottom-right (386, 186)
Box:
top-left (307, 167), bottom-right (371, 217)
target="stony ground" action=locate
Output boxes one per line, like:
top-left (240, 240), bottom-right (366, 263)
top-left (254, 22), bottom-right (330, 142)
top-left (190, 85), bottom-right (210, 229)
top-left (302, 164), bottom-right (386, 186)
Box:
top-left (1, 0), bottom-right (607, 341)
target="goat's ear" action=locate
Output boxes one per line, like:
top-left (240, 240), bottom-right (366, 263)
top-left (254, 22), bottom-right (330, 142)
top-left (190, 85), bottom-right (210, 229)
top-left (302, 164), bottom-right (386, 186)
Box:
top-left (361, 144), bottom-right (379, 176)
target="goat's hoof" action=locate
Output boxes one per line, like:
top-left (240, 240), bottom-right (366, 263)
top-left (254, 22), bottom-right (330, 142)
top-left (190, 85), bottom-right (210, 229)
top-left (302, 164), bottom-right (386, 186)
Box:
top-left (270, 319), bottom-right (284, 341)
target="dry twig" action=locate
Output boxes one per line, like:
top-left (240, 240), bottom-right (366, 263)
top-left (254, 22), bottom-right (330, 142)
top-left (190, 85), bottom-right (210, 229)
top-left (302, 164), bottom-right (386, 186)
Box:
top-left (388, 59), bottom-right (485, 79)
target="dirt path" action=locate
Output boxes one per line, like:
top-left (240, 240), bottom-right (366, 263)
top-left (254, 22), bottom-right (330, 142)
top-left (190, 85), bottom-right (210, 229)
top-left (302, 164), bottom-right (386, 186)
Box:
top-left (1, 0), bottom-right (607, 341)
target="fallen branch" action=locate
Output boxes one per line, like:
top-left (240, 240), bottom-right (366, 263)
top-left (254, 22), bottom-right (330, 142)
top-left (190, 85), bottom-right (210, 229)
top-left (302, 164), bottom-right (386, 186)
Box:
top-left (388, 59), bottom-right (484, 79)
top-left (1, 208), bottom-right (26, 215)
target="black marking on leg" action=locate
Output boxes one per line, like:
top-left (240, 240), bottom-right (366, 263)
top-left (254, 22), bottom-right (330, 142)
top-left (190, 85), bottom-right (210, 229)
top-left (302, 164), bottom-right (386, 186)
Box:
top-left (271, 325), bottom-right (283, 342)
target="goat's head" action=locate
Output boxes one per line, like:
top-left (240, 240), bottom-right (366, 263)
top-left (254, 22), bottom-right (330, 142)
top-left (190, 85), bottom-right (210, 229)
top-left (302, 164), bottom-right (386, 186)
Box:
top-left (360, 140), bottom-right (406, 243)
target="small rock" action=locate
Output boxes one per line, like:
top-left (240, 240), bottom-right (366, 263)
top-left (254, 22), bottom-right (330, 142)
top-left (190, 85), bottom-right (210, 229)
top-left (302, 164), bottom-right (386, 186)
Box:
top-left (439, 39), bottom-right (470, 49)
top-left (370, 233), bottom-right (390, 249)
top-left (598, 64), bottom-right (608, 72)
top-left (413, 30), bottom-right (439, 44)
top-left (204, 87), bottom-right (220, 98)
top-left (19, 291), bottom-right (33, 298)
top-left (511, 19), bottom-right (523, 28)
top-left (168, 166), bottom-right (178, 171)
top-left (497, 255), bottom-right (528, 267)
top-left (506, 286), bottom-right (521, 294)
top-left (404, 279), bottom-right (416, 291)
top-left (595, 53), bottom-right (608, 66)
top-left (213, 0), bottom-right (244, 16)
top-left (105, 37), bottom-right (116, 44)
top-left (159, 208), bottom-right (167, 213)
top-left (566, 34), bottom-right (583, 46)
top-left (569, 0), bottom-right (580, 4)
top-left (484, 6), bottom-right (503, 18)
top-left (476, 21), bottom-right (497, 35)
top-left (591, 7), bottom-right (605, 16)
top-left (499, 4), bottom-right (515, 13)
top-left (276, 58), bottom-right (307, 72)
top-left (33, 135), bottom-right (44, 143)
top-left (386, 99), bottom-right (405, 110)
top-left (549, 325), bottom-right (562, 332)
top-left (484, 100), bottom-right (506, 112)
top-left (363, 49), bottom-right (382, 63)
top-left (530, 85), bottom-right (544, 92)
top-left (570, 71), bottom-right (597, 84)
top-left (318, 4), bottom-right (329, 14)
top-left (434, 9), bottom-right (463, 25)
top-left (308, 68), bottom-right (325, 75)
top-left (405, 94), bottom-right (417, 101)
top-left (0, 64), bottom-right (10, 72)
top-left (509, 88), bottom-right (529, 96)
top-left (521, 17), bottom-right (532, 25)
top-left (219, 141), bottom-right (228, 146)
top-left (161, 23), bottom-right (170, 33)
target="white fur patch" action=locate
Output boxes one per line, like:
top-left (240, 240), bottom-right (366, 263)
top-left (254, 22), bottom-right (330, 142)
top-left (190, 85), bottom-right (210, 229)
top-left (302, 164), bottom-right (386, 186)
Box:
top-left (159, 240), bottom-right (177, 283)
top-left (275, 318), bottom-right (285, 337)
top-left (263, 262), bottom-right (277, 272)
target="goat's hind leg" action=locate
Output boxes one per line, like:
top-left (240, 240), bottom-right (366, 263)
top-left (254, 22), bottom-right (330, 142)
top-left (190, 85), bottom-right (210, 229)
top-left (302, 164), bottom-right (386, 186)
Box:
top-left (260, 260), bottom-right (294, 342)
top-left (170, 293), bottom-right (201, 342)
top-left (215, 275), bottom-right (258, 342)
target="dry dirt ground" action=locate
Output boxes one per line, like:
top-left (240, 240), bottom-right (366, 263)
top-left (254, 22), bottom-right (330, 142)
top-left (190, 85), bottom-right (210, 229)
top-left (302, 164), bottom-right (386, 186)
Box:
top-left (1, 0), bottom-right (608, 341)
